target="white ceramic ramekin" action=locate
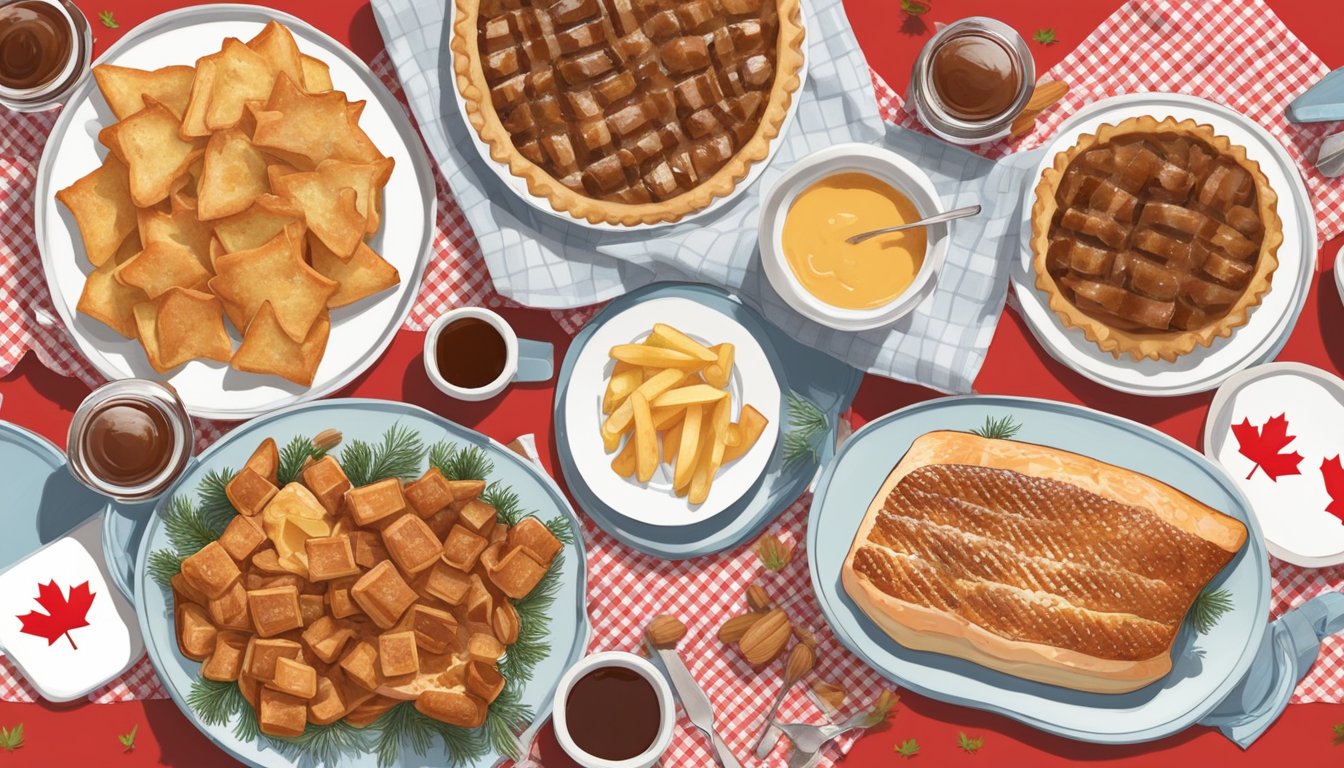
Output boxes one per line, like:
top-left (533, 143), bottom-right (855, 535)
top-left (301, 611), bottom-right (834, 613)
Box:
top-left (551, 651), bottom-right (675, 768)
top-left (758, 143), bottom-right (950, 331)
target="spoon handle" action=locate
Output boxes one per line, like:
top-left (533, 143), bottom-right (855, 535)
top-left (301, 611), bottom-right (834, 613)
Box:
top-left (845, 204), bottom-right (982, 244)
top-left (752, 682), bottom-right (793, 758)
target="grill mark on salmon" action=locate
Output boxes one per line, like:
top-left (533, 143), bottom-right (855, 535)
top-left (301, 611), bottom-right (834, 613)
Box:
top-left (854, 463), bottom-right (1235, 661)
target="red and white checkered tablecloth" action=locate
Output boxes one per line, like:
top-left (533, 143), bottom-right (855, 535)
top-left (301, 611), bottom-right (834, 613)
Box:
top-left (0, 2), bottom-right (1340, 763)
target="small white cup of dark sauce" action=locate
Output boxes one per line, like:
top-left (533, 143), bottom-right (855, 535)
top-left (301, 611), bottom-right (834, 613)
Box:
top-left (552, 651), bottom-right (675, 768)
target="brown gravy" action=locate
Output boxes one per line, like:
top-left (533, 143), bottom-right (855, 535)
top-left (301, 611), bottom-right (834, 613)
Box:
top-left (565, 666), bottom-right (660, 761)
top-left (434, 317), bottom-right (507, 389)
top-left (930, 32), bottom-right (1021, 122)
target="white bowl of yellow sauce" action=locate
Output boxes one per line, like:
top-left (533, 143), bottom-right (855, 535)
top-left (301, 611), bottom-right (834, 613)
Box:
top-left (758, 143), bottom-right (949, 331)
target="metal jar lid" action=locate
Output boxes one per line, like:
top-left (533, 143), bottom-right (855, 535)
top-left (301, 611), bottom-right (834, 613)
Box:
top-left (907, 17), bottom-right (1035, 145)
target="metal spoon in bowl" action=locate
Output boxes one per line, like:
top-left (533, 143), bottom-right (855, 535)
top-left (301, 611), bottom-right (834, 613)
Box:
top-left (845, 204), bottom-right (982, 245)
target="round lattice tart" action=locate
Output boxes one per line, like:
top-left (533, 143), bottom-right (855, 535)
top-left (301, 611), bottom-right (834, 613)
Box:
top-left (1030, 115), bottom-right (1281, 362)
top-left (452, 0), bottom-right (805, 226)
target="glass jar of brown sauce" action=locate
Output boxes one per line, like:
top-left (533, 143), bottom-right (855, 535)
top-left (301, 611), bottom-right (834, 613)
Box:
top-left (0, 0), bottom-right (91, 112)
top-left (907, 17), bottom-right (1035, 145)
top-left (67, 379), bottom-right (194, 502)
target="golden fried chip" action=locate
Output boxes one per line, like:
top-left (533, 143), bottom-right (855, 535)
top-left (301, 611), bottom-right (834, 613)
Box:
top-left (316, 157), bottom-right (394, 234)
top-left (309, 237), bottom-right (400, 307)
top-left (93, 63), bottom-right (195, 120)
top-left (180, 57), bottom-right (215, 138)
top-left (113, 241), bottom-right (211, 299)
top-left (246, 21), bottom-right (304, 90)
top-left (55, 153), bottom-right (136, 267)
top-left (138, 207), bottom-right (214, 274)
top-left (77, 234), bottom-right (146, 338)
top-left (232, 302), bottom-right (329, 386)
top-left (300, 54), bottom-right (332, 92)
top-left (270, 168), bottom-right (365, 257)
top-left (204, 38), bottom-right (279, 132)
top-left (197, 128), bottom-right (269, 220)
top-left (99, 98), bottom-right (204, 207)
top-left (251, 75), bottom-right (381, 168)
top-left (209, 228), bottom-right (337, 341)
top-left (212, 194), bottom-right (304, 253)
top-left (133, 287), bottom-right (232, 371)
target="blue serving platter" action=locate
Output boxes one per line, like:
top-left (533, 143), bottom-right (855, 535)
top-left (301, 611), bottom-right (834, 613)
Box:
top-left (553, 282), bottom-right (861, 559)
top-left (132, 399), bottom-right (590, 768)
top-left (807, 395), bottom-right (1270, 744)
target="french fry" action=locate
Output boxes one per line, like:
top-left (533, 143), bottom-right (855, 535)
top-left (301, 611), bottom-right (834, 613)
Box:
top-left (703, 343), bottom-right (735, 389)
top-left (687, 418), bottom-right (720, 504)
top-left (651, 404), bottom-right (685, 430)
top-left (631, 391), bottom-right (657, 483)
top-left (722, 404), bottom-right (768, 463)
top-left (609, 344), bottom-right (705, 369)
top-left (649, 323), bottom-right (717, 362)
top-left (610, 435), bottom-right (637, 477)
top-left (709, 396), bottom-right (730, 467)
top-left (602, 362), bottom-right (641, 414)
top-left (724, 422), bottom-right (742, 448)
top-left (663, 418), bottom-right (685, 464)
top-left (673, 405), bottom-right (703, 489)
top-left (652, 384), bottom-right (728, 409)
top-left (603, 369), bottom-right (684, 440)
top-left (603, 422), bottom-right (627, 453)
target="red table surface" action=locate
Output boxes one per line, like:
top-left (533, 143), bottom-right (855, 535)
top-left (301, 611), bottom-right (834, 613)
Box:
top-left (0, 0), bottom-right (1341, 764)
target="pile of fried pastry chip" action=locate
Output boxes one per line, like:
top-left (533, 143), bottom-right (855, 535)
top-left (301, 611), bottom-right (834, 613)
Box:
top-left (57, 21), bottom-right (400, 386)
top-left (174, 437), bottom-right (561, 736)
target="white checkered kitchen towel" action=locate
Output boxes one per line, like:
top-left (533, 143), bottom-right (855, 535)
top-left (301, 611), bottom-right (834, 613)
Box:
top-left (370, 0), bottom-right (1024, 395)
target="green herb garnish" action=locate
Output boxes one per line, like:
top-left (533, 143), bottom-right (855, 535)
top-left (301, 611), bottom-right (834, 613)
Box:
top-left (117, 725), bottom-right (137, 752)
top-left (98, 11), bottom-right (118, 29)
top-left (782, 392), bottom-right (828, 463)
top-left (0, 724), bottom-right (22, 753)
top-left (895, 738), bottom-right (920, 758)
top-left (957, 732), bottom-right (984, 754)
top-left (970, 415), bottom-right (1021, 440)
top-left (900, 0), bottom-right (929, 15)
top-left (1189, 587), bottom-right (1233, 634)
top-left (1034, 28), bottom-right (1057, 45)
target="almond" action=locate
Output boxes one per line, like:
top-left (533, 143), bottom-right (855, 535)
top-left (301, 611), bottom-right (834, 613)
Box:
top-left (792, 624), bottom-right (818, 651)
top-left (717, 613), bottom-right (762, 644)
top-left (1009, 110), bottom-right (1039, 138)
top-left (811, 680), bottom-right (847, 711)
top-left (1025, 80), bottom-right (1068, 112)
top-left (746, 583), bottom-right (772, 613)
top-left (645, 615), bottom-right (686, 648)
top-left (783, 642), bottom-right (815, 684)
top-left (493, 603), bottom-right (520, 645)
top-left (737, 608), bottom-right (790, 667)
top-left (312, 428), bottom-right (343, 452)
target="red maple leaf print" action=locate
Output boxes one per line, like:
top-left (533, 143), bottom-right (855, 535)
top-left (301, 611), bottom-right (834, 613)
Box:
top-left (1231, 414), bottom-right (1304, 481)
top-left (16, 581), bottom-right (95, 650)
top-left (1322, 457), bottom-right (1344, 524)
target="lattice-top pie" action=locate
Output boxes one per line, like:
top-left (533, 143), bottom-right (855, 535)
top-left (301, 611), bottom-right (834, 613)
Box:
top-left (451, 0), bottom-right (805, 225)
top-left (1030, 116), bottom-right (1281, 361)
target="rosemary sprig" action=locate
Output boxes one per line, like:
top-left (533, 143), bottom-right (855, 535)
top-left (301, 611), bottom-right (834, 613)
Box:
top-left (544, 515), bottom-right (575, 545)
top-left (340, 424), bottom-right (423, 487)
top-left (147, 549), bottom-right (183, 589)
top-left (484, 684), bottom-right (531, 760)
top-left (970, 415), bottom-right (1021, 441)
top-left (782, 392), bottom-right (828, 463)
top-left (431, 442), bottom-right (494, 482)
top-left (373, 703), bottom-right (486, 768)
top-left (501, 549), bottom-right (564, 683)
top-left (197, 468), bottom-right (237, 532)
top-left (277, 434), bottom-right (326, 486)
top-left (1189, 587), bottom-right (1233, 634)
top-left (187, 678), bottom-right (247, 727)
top-left (270, 720), bottom-right (373, 766)
top-left (481, 483), bottom-right (525, 526)
top-left (162, 495), bottom-right (224, 556)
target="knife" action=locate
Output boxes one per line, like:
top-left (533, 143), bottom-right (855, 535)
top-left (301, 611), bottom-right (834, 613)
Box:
top-left (646, 641), bottom-right (743, 768)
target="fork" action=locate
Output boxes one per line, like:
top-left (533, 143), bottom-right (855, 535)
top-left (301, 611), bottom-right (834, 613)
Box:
top-left (772, 711), bottom-right (875, 768)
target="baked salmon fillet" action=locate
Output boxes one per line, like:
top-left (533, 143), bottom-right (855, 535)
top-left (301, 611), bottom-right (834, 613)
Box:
top-left (841, 430), bottom-right (1247, 693)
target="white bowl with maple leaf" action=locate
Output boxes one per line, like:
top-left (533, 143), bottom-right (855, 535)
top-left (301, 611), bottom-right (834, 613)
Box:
top-left (1205, 362), bottom-right (1344, 567)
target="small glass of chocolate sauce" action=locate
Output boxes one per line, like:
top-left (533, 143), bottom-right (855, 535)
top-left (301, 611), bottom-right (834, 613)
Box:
top-left (553, 652), bottom-right (673, 767)
top-left (422, 307), bottom-right (555, 401)
top-left (67, 379), bottom-right (193, 502)
top-left (908, 17), bottom-right (1035, 145)
top-left (0, 0), bottom-right (91, 112)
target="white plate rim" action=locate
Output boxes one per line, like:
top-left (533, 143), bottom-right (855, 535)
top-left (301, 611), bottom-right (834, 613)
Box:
top-left (561, 296), bottom-right (781, 526)
top-left (1204, 360), bottom-right (1344, 567)
top-left (34, 3), bottom-right (437, 421)
top-left (444, 0), bottom-right (811, 233)
top-left (1010, 91), bottom-right (1317, 397)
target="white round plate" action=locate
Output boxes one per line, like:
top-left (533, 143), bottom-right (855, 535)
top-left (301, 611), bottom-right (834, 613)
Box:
top-left (36, 5), bottom-right (436, 421)
top-left (1012, 92), bottom-right (1316, 396)
top-left (562, 296), bottom-right (781, 526)
top-left (445, 0), bottom-right (809, 234)
top-left (1204, 362), bottom-right (1344, 567)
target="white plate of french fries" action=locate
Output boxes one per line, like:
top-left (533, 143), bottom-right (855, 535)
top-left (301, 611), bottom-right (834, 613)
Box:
top-left (564, 297), bottom-right (781, 526)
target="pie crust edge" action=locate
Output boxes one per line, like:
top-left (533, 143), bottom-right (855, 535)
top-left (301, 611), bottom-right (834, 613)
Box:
top-left (451, 0), bottom-right (807, 226)
top-left (1029, 115), bottom-right (1283, 362)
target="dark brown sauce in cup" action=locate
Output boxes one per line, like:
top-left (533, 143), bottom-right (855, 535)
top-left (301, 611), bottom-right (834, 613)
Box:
top-left (81, 399), bottom-right (174, 487)
top-left (564, 666), bottom-right (661, 761)
top-left (434, 317), bottom-right (507, 389)
top-left (0, 1), bottom-right (72, 91)
top-left (929, 31), bottom-right (1021, 122)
